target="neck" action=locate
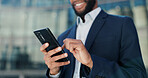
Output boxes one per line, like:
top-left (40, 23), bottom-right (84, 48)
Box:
top-left (81, 1), bottom-right (98, 23)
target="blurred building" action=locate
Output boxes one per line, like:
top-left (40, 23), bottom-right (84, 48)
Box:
top-left (0, 0), bottom-right (148, 78)
top-left (0, 0), bottom-right (69, 78)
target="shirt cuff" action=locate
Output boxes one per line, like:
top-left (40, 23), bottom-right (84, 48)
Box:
top-left (49, 70), bottom-right (61, 78)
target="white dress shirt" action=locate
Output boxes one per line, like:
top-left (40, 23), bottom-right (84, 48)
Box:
top-left (49, 7), bottom-right (101, 78)
top-left (73, 7), bottom-right (101, 78)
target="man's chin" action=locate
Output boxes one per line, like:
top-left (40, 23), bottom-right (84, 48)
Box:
top-left (72, 7), bottom-right (84, 17)
top-left (74, 10), bottom-right (85, 16)
top-left (75, 12), bottom-right (85, 17)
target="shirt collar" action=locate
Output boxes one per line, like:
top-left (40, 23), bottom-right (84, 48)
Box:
top-left (77, 7), bottom-right (101, 25)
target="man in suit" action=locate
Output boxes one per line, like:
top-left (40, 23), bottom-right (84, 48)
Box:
top-left (40, 0), bottom-right (147, 78)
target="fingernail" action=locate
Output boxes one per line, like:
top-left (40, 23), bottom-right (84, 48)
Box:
top-left (45, 43), bottom-right (48, 46)
top-left (56, 47), bottom-right (61, 51)
top-left (68, 61), bottom-right (70, 63)
top-left (64, 53), bottom-right (68, 57)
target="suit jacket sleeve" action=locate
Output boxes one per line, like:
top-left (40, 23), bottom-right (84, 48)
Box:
top-left (82, 17), bottom-right (147, 78)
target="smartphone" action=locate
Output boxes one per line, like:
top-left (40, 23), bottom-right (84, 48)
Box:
top-left (34, 27), bottom-right (68, 62)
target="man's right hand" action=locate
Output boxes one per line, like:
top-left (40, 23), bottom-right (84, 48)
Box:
top-left (40, 43), bottom-right (70, 75)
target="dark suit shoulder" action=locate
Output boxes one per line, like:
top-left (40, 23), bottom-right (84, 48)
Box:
top-left (104, 13), bottom-right (134, 30)
top-left (107, 13), bottom-right (133, 22)
top-left (107, 14), bottom-right (134, 28)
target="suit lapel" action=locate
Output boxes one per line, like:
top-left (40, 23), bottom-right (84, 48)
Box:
top-left (65, 24), bottom-right (77, 78)
top-left (85, 10), bottom-right (108, 51)
top-left (67, 24), bottom-right (77, 39)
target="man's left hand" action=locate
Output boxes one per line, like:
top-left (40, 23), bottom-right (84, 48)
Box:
top-left (63, 38), bottom-right (93, 69)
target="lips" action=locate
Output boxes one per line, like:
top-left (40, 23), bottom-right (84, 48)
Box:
top-left (75, 2), bottom-right (85, 7)
top-left (74, 2), bottom-right (85, 9)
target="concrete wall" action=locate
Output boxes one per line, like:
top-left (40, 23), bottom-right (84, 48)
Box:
top-left (132, 6), bottom-right (148, 28)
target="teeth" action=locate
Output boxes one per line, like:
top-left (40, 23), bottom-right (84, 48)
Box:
top-left (76, 2), bottom-right (84, 7)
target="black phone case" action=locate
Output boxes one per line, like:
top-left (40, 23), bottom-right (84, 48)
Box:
top-left (34, 28), bottom-right (68, 62)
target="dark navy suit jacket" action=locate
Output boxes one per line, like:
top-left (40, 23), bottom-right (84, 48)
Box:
top-left (46, 10), bottom-right (147, 78)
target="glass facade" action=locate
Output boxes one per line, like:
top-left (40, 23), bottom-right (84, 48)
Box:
top-left (0, 0), bottom-right (148, 77)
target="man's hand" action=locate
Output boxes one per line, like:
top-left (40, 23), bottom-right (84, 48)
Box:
top-left (63, 38), bottom-right (93, 69)
top-left (40, 43), bottom-right (70, 75)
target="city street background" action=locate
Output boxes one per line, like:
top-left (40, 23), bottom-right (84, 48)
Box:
top-left (0, 0), bottom-right (148, 78)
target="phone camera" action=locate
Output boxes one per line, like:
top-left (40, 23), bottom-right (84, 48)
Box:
top-left (36, 32), bottom-right (45, 41)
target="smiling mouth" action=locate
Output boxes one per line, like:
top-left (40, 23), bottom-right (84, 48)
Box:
top-left (75, 2), bottom-right (85, 7)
